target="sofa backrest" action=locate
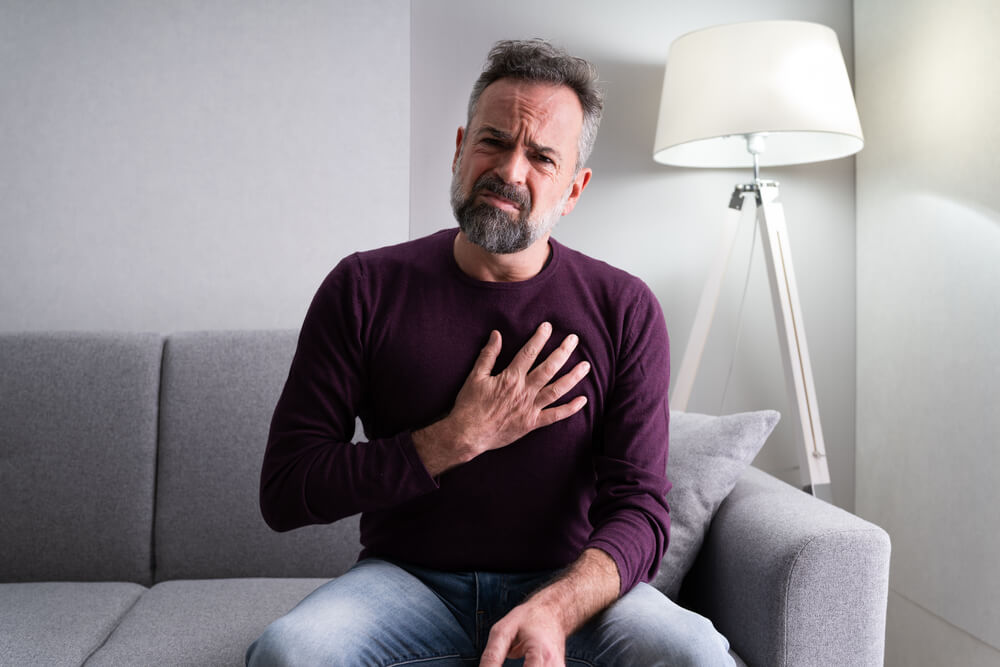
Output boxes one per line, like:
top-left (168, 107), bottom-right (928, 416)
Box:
top-left (153, 330), bottom-right (360, 582)
top-left (0, 332), bottom-right (162, 585)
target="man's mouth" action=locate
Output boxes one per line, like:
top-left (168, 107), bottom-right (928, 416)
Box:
top-left (478, 190), bottom-right (523, 213)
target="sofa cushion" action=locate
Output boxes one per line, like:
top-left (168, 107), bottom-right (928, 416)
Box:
top-left (0, 332), bottom-right (162, 584)
top-left (0, 581), bottom-right (145, 666)
top-left (652, 410), bottom-right (780, 599)
top-left (154, 331), bottom-right (361, 581)
top-left (84, 578), bottom-right (326, 666)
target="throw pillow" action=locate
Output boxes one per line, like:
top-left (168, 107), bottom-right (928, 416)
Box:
top-left (651, 409), bottom-right (780, 599)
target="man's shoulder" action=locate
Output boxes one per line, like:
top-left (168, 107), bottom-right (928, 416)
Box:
top-left (553, 239), bottom-right (667, 348)
top-left (552, 237), bottom-right (652, 298)
top-left (352, 228), bottom-right (454, 272)
top-left (318, 229), bottom-right (454, 298)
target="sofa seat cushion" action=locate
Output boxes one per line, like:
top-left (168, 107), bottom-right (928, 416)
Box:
top-left (0, 581), bottom-right (145, 667)
top-left (84, 578), bottom-right (327, 666)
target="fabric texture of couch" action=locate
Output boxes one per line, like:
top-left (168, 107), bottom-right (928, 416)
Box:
top-left (0, 330), bottom-right (890, 666)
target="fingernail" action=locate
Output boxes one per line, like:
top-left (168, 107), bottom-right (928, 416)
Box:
top-left (568, 334), bottom-right (578, 345)
top-left (541, 321), bottom-right (552, 333)
top-left (581, 361), bottom-right (590, 372)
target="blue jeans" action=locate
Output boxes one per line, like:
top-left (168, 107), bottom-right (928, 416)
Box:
top-left (246, 558), bottom-right (734, 666)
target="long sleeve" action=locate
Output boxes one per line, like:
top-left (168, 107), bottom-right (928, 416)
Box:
top-left (585, 286), bottom-right (671, 594)
top-left (259, 255), bottom-right (438, 532)
top-left (258, 230), bottom-right (671, 579)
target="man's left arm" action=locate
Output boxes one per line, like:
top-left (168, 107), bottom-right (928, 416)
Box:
top-left (583, 284), bottom-right (672, 592)
top-left (480, 548), bottom-right (620, 667)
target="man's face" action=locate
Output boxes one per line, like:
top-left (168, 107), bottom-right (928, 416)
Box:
top-left (450, 79), bottom-right (591, 254)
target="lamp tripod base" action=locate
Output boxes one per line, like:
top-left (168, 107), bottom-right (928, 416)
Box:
top-left (670, 181), bottom-right (832, 499)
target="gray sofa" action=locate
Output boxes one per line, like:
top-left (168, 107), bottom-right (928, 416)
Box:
top-left (0, 331), bottom-right (890, 666)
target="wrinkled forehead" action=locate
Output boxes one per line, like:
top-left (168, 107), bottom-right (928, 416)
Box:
top-left (471, 79), bottom-right (584, 149)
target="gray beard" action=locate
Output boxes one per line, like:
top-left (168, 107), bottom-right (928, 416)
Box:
top-left (450, 171), bottom-right (570, 255)
top-left (454, 203), bottom-right (538, 255)
top-left (450, 174), bottom-right (535, 254)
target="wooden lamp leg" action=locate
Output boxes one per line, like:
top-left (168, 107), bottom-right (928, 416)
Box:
top-left (670, 188), bottom-right (755, 411)
top-left (756, 183), bottom-right (832, 500)
top-left (670, 182), bottom-right (833, 500)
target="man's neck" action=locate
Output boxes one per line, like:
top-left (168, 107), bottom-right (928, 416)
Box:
top-left (453, 230), bottom-right (552, 283)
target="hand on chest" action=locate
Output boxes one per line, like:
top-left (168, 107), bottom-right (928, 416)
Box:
top-left (363, 299), bottom-right (607, 440)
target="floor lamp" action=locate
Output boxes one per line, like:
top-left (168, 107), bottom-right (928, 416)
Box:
top-left (653, 21), bottom-right (864, 500)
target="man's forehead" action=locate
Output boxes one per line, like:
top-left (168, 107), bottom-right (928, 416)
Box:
top-left (472, 79), bottom-right (584, 133)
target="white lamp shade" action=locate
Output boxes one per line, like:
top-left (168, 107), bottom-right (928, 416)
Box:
top-left (653, 21), bottom-right (864, 168)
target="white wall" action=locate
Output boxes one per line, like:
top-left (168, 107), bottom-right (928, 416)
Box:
top-left (855, 0), bottom-right (1000, 663)
top-left (0, 1), bottom-right (410, 333)
top-left (411, 0), bottom-right (858, 508)
top-left (2, 1), bottom-right (860, 510)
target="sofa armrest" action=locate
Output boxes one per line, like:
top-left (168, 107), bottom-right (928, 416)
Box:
top-left (679, 466), bottom-right (891, 667)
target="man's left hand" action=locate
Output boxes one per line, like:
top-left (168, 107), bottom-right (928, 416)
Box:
top-left (480, 599), bottom-right (566, 667)
top-left (480, 548), bottom-right (619, 666)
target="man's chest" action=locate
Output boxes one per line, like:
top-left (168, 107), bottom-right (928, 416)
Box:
top-left (357, 285), bottom-right (615, 441)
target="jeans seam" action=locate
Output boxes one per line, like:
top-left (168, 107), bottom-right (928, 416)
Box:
top-left (384, 653), bottom-right (471, 666)
top-left (474, 571), bottom-right (483, 651)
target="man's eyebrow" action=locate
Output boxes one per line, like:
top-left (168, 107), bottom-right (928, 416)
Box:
top-left (476, 126), bottom-right (562, 161)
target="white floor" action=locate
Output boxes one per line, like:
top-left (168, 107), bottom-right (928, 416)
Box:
top-left (885, 590), bottom-right (1000, 667)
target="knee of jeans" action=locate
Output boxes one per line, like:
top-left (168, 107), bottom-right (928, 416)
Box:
top-left (677, 616), bottom-right (734, 666)
top-left (644, 611), bottom-right (733, 667)
top-left (245, 617), bottom-right (299, 667)
top-left (590, 587), bottom-right (734, 667)
top-left (246, 616), bottom-right (358, 667)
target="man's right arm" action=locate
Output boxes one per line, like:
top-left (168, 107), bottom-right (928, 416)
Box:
top-left (260, 261), bottom-right (589, 530)
top-left (260, 258), bottom-right (442, 531)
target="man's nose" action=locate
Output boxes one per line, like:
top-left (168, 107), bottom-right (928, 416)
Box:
top-left (493, 149), bottom-right (530, 185)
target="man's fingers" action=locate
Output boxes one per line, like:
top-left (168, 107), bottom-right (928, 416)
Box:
top-left (521, 647), bottom-right (546, 667)
top-left (471, 330), bottom-right (502, 377)
top-left (507, 322), bottom-right (553, 376)
top-left (536, 394), bottom-right (588, 429)
top-left (479, 625), bottom-right (515, 667)
top-left (535, 360), bottom-right (590, 407)
top-left (529, 331), bottom-right (580, 388)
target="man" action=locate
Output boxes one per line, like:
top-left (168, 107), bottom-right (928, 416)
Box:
top-left (247, 40), bottom-right (734, 666)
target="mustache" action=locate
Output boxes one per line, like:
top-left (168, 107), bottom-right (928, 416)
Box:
top-left (472, 175), bottom-right (531, 210)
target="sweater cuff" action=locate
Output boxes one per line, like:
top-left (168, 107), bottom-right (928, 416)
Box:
top-left (586, 518), bottom-right (661, 595)
top-left (395, 431), bottom-right (440, 493)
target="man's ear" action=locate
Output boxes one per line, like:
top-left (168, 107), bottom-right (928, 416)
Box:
top-left (452, 127), bottom-right (465, 173)
top-left (560, 168), bottom-right (593, 217)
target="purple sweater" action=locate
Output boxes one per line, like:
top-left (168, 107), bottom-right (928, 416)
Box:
top-left (260, 229), bottom-right (671, 593)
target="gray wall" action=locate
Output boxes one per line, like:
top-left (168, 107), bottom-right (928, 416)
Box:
top-left (0, 1), bottom-right (410, 333)
top-left (411, 0), bottom-right (858, 508)
top-left (2, 1), bottom-right (858, 507)
top-left (855, 1), bottom-right (1000, 664)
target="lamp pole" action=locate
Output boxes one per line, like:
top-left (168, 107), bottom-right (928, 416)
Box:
top-left (670, 136), bottom-right (832, 500)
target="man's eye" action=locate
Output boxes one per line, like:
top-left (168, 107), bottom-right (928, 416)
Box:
top-left (535, 155), bottom-right (555, 166)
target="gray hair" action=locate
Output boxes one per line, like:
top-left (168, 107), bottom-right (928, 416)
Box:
top-left (466, 39), bottom-right (604, 171)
